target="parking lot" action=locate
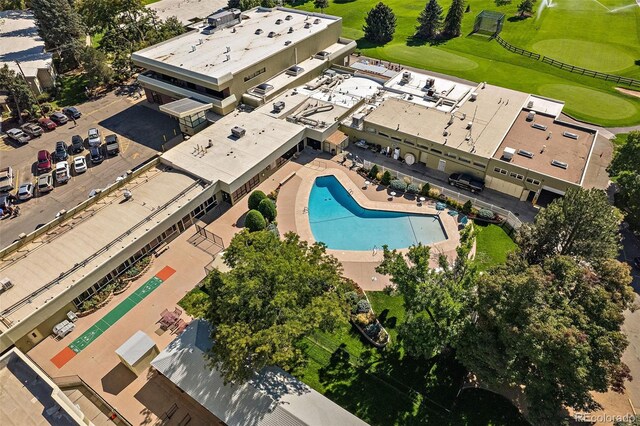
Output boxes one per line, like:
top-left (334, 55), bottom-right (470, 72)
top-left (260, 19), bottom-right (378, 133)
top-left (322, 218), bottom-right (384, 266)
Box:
top-left (0, 92), bottom-right (180, 247)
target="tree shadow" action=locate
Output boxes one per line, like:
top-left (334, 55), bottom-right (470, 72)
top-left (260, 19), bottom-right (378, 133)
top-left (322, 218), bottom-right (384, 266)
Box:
top-left (507, 15), bottom-right (529, 22)
top-left (356, 36), bottom-right (391, 49)
top-left (334, 0), bottom-right (357, 3)
top-left (635, 59), bottom-right (640, 66)
top-left (406, 35), bottom-right (448, 47)
top-left (377, 308), bottom-right (397, 329)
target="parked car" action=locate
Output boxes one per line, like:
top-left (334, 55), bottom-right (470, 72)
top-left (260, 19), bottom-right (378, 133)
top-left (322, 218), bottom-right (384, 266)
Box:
top-left (62, 106), bottom-right (81, 119)
top-left (55, 161), bottom-right (71, 184)
top-left (50, 111), bottom-right (68, 125)
top-left (87, 128), bottom-right (101, 147)
top-left (448, 173), bottom-right (485, 193)
top-left (70, 135), bottom-right (84, 153)
top-left (37, 150), bottom-right (52, 173)
top-left (89, 146), bottom-right (103, 164)
top-left (16, 182), bottom-right (34, 201)
top-left (54, 141), bottom-right (69, 161)
top-left (38, 117), bottom-right (57, 130)
top-left (0, 167), bottom-right (14, 192)
top-left (21, 122), bottom-right (43, 137)
top-left (37, 172), bottom-right (54, 193)
top-left (6, 128), bottom-right (31, 145)
top-left (73, 156), bottom-right (87, 174)
top-left (105, 134), bottom-right (120, 155)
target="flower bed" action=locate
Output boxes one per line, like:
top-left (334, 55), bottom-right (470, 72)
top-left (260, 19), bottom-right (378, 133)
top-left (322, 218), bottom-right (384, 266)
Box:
top-left (121, 254), bottom-right (154, 283)
top-left (346, 284), bottom-right (390, 348)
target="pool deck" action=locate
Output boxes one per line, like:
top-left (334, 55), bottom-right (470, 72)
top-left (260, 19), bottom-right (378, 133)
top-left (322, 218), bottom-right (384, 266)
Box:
top-left (277, 154), bottom-right (462, 291)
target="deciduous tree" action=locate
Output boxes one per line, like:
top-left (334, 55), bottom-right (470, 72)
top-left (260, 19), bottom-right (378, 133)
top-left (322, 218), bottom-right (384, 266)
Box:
top-left (79, 47), bottom-right (113, 89)
top-left (442, 0), bottom-right (465, 38)
top-left (614, 171), bottom-right (640, 232)
top-left (363, 2), bottom-right (396, 45)
top-left (0, 65), bottom-right (37, 122)
top-left (31, 0), bottom-right (85, 69)
top-left (204, 231), bottom-right (349, 383)
top-left (415, 0), bottom-right (443, 40)
top-left (609, 132), bottom-right (640, 176)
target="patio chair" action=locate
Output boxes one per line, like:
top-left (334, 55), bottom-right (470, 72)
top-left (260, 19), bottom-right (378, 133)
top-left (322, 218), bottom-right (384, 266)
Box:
top-left (173, 307), bottom-right (182, 317)
top-left (156, 309), bottom-right (170, 324)
top-left (175, 320), bottom-right (189, 334)
top-left (171, 318), bottom-right (185, 332)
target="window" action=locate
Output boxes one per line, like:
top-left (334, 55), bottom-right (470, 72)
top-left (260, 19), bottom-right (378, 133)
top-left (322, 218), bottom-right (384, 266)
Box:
top-left (390, 136), bottom-right (402, 142)
top-left (526, 177), bottom-right (541, 185)
top-left (509, 172), bottom-right (524, 180)
top-left (366, 127), bottom-right (376, 133)
top-left (417, 144), bottom-right (429, 150)
top-left (458, 157), bottom-right (471, 164)
top-left (494, 167), bottom-right (508, 175)
top-left (244, 67), bottom-right (266, 82)
top-left (378, 132), bottom-right (389, 138)
top-left (473, 161), bottom-right (486, 168)
top-left (404, 139), bottom-right (415, 146)
top-left (431, 148), bottom-right (442, 154)
top-left (446, 152), bottom-right (457, 159)
top-left (232, 174), bottom-right (261, 201)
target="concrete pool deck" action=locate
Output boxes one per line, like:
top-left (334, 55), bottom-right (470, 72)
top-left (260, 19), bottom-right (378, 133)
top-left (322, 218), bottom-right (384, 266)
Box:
top-left (277, 154), bottom-right (462, 291)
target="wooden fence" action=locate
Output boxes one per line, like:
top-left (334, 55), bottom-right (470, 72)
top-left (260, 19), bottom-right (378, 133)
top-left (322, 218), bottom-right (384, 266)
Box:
top-left (494, 35), bottom-right (541, 60)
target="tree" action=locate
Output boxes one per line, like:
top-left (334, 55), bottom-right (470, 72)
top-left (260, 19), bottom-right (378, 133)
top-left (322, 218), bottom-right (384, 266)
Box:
top-left (1, 0), bottom-right (26, 10)
top-left (228, 0), bottom-right (240, 8)
top-left (368, 164), bottom-right (379, 180)
top-left (314, 0), bottom-right (328, 13)
top-left (204, 231), bottom-right (349, 383)
top-left (257, 199), bottom-right (277, 223)
top-left (363, 2), bottom-right (397, 45)
top-left (456, 255), bottom-right (634, 423)
top-left (380, 170), bottom-right (392, 186)
top-left (0, 65), bottom-right (37, 122)
top-left (415, 0), bottom-right (443, 40)
top-left (245, 210), bottom-right (266, 232)
top-left (31, 0), bottom-right (85, 69)
top-left (609, 132), bottom-right (640, 176)
top-left (615, 171), bottom-right (640, 232)
top-left (442, 0), bottom-right (465, 38)
top-left (516, 187), bottom-right (622, 265)
top-left (248, 190), bottom-right (267, 210)
top-left (517, 0), bottom-right (535, 17)
top-left (79, 47), bottom-right (113, 89)
top-left (238, 0), bottom-right (260, 10)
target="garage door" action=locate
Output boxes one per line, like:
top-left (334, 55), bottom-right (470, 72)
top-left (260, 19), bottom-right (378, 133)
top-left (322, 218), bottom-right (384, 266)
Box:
top-left (485, 176), bottom-right (524, 199)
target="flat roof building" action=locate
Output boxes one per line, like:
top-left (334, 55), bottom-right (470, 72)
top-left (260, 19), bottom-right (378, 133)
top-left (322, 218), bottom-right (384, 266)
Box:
top-left (0, 10), bottom-right (55, 95)
top-left (133, 7), bottom-right (355, 118)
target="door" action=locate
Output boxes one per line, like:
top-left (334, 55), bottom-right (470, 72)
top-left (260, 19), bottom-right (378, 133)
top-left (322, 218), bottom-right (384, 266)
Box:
top-left (437, 159), bottom-right (446, 172)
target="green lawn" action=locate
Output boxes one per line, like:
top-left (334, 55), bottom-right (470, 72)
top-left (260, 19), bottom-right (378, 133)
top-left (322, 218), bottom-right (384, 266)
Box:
top-left (472, 223), bottom-right (517, 270)
top-left (295, 0), bottom-right (640, 126)
top-left (297, 291), bottom-right (528, 425)
top-left (50, 74), bottom-right (89, 109)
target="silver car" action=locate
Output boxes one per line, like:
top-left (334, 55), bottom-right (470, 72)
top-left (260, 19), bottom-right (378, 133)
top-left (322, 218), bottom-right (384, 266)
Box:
top-left (17, 182), bottom-right (34, 201)
top-left (6, 128), bottom-right (31, 144)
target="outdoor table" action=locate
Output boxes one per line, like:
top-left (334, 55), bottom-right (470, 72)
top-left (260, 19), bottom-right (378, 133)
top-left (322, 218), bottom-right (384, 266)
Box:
top-left (389, 191), bottom-right (396, 200)
top-left (419, 197), bottom-right (426, 205)
top-left (364, 180), bottom-right (371, 189)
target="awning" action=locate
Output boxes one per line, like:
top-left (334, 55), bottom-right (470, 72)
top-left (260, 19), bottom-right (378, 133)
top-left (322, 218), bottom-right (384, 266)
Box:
top-left (159, 98), bottom-right (212, 118)
top-left (326, 129), bottom-right (348, 146)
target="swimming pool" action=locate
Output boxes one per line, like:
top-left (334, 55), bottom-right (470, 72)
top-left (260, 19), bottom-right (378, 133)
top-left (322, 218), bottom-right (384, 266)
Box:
top-left (308, 175), bottom-right (447, 251)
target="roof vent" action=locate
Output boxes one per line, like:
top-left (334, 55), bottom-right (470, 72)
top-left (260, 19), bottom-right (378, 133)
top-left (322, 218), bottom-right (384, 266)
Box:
top-left (551, 159), bottom-right (568, 169)
top-left (469, 92), bottom-right (478, 101)
top-left (273, 101), bottom-right (285, 112)
top-left (255, 28), bottom-right (263, 35)
top-left (304, 22), bottom-right (311, 29)
top-left (285, 14), bottom-right (293, 20)
top-left (288, 26), bottom-right (294, 33)
top-left (563, 131), bottom-right (578, 140)
top-left (313, 18), bottom-right (321, 24)
top-left (268, 31), bottom-right (276, 38)
top-left (526, 111), bottom-right (536, 121)
top-left (231, 126), bottom-right (246, 138)
top-left (276, 19), bottom-right (283, 24)
top-left (0, 277), bottom-right (13, 293)
top-left (518, 149), bottom-right (534, 159)
top-left (531, 123), bottom-right (547, 131)
top-left (284, 40), bottom-right (291, 46)
top-left (527, 100), bottom-right (534, 108)
top-left (502, 147), bottom-right (516, 161)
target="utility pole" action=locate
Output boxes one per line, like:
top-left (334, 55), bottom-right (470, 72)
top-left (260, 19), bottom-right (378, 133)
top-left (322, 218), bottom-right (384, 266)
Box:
top-left (15, 60), bottom-right (45, 117)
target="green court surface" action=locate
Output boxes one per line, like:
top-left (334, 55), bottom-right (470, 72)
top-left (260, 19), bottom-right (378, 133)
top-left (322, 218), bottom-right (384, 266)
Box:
top-left (68, 275), bottom-right (168, 353)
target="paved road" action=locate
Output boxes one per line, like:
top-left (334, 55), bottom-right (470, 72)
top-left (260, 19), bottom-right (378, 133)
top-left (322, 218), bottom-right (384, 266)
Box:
top-left (0, 92), bottom-right (180, 247)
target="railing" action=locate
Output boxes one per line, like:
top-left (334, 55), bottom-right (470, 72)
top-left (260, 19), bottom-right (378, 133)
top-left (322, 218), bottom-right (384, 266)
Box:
top-left (51, 375), bottom-right (132, 426)
top-left (362, 160), bottom-right (523, 231)
top-left (494, 35), bottom-right (540, 60)
top-left (541, 56), bottom-right (640, 87)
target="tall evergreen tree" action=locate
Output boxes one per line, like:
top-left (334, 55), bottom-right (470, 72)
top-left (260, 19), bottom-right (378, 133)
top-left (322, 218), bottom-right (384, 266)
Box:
top-left (31, 0), bottom-right (85, 68)
top-left (314, 0), bottom-right (329, 13)
top-left (442, 0), bottom-right (465, 38)
top-left (363, 2), bottom-right (397, 44)
top-left (518, 0), bottom-right (535, 17)
top-left (415, 0), bottom-right (443, 40)
top-left (0, 65), bottom-right (37, 122)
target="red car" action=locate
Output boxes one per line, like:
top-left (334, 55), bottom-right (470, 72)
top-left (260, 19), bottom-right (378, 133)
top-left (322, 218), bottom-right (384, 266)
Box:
top-left (38, 117), bottom-right (57, 130)
top-left (37, 150), bottom-right (52, 173)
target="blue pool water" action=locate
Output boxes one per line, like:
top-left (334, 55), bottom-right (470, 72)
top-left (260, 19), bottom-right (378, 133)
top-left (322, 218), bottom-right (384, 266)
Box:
top-left (308, 175), bottom-right (447, 251)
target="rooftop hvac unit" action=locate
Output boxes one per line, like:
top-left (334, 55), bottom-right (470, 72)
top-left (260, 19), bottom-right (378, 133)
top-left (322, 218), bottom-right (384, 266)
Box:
top-left (285, 14), bottom-right (293, 21)
top-left (231, 126), bottom-right (246, 138)
top-left (502, 147), bottom-right (516, 161)
top-left (324, 69), bottom-right (337, 77)
top-left (304, 22), bottom-right (311, 29)
top-left (288, 27), bottom-right (294, 33)
top-left (466, 122), bottom-right (473, 129)
top-left (527, 100), bottom-right (534, 109)
top-left (284, 40), bottom-right (291, 46)
top-left (469, 92), bottom-right (478, 101)
top-left (206, 9), bottom-right (241, 29)
top-left (351, 113), bottom-right (364, 127)
top-left (424, 78), bottom-right (435, 89)
top-left (518, 149), bottom-right (534, 159)
top-left (273, 101), bottom-right (285, 112)
top-left (526, 111), bottom-right (536, 121)
top-left (314, 18), bottom-right (321, 24)
top-left (551, 159), bottom-right (568, 169)
top-left (276, 19), bottom-right (283, 24)
top-left (563, 131), bottom-right (578, 140)
top-left (401, 71), bottom-right (411, 83)
top-left (531, 123), bottom-right (547, 131)
top-left (255, 28), bottom-right (263, 35)
top-left (268, 31), bottom-right (276, 38)
top-left (0, 277), bottom-right (13, 293)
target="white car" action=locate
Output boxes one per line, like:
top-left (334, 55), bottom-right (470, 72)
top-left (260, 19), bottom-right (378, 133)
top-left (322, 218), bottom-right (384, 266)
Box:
top-left (87, 128), bottom-right (101, 147)
top-left (16, 182), bottom-right (34, 201)
top-left (37, 173), bottom-right (54, 193)
top-left (73, 156), bottom-right (87, 174)
top-left (55, 162), bottom-right (70, 184)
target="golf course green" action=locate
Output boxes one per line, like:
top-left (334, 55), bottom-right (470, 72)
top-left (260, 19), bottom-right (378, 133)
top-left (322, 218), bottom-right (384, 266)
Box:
top-left (295, 0), bottom-right (640, 126)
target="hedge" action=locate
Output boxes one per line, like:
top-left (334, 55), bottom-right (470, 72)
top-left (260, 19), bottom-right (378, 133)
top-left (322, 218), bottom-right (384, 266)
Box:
top-left (258, 198), bottom-right (277, 222)
top-left (245, 210), bottom-right (266, 231)
top-left (248, 190), bottom-right (267, 210)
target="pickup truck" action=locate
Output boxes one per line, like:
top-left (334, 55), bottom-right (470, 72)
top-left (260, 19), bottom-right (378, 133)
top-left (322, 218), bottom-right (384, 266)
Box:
top-left (0, 167), bottom-right (14, 193)
top-left (105, 134), bottom-right (119, 155)
top-left (448, 172), bottom-right (485, 193)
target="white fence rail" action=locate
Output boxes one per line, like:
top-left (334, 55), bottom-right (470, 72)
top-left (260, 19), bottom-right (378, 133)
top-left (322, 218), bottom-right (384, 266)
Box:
top-left (362, 160), bottom-right (523, 230)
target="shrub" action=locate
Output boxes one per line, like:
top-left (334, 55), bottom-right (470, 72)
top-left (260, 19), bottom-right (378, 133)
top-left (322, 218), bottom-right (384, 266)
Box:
top-left (245, 210), bottom-right (266, 232)
top-left (462, 200), bottom-right (473, 215)
top-left (364, 322), bottom-right (381, 338)
top-left (346, 291), bottom-right (360, 306)
top-left (477, 209), bottom-right (495, 220)
top-left (258, 198), bottom-right (277, 222)
top-left (376, 171), bottom-right (384, 181)
top-left (383, 284), bottom-right (397, 296)
top-left (428, 188), bottom-right (440, 198)
top-left (368, 164), bottom-right (379, 179)
top-left (420, 182), bottom-right (431, 196)
top-left (356, 299), bottom-right (371, 313)
top-left (248, 190), bottom-right (267, 210)
top-left (266, 222), bottom-right (279, 237)
top-left (267, 190), bottom-right (278, 201)
top-left (380, 171), bottom-right (392, 186)
top-left (389, 179), bottom-right (407, 192)
top-left (407, 183), bottom-right (420, 194)
top-left (403, 176), bottom-right (412, 185)
top-left (355, 312), bottom-right (374, 326)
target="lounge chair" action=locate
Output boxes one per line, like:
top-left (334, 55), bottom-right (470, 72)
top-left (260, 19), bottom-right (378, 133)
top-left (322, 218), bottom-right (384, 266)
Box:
top-left (436, 202), bottom-right (447, 211)
top-left (173, 307), bottom-right (182, 317)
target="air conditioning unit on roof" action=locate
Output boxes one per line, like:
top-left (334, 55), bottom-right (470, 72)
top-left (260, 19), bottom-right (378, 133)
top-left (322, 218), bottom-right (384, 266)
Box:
top-left (231, 126), bottom-right (246, 138)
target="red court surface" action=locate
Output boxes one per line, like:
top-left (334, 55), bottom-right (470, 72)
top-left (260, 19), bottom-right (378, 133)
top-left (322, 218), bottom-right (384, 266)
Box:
top-left (51, 347), bottom-right (77, 368)
top-left (156, 266), bottom-right (176, 281)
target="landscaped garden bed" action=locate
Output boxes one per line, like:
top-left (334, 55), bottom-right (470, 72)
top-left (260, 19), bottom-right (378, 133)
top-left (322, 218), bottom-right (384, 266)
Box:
top-left (346, 282), bottom-right (390, 348)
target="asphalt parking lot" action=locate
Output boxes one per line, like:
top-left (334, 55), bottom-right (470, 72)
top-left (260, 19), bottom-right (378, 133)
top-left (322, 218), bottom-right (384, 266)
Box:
top-left (0, 92), bottom-right (180, 247)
